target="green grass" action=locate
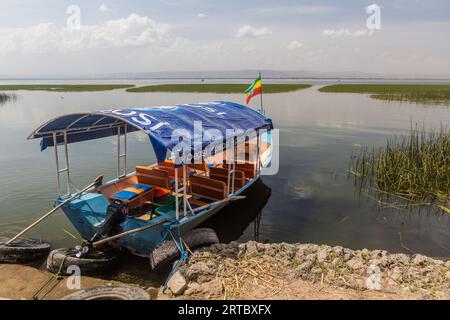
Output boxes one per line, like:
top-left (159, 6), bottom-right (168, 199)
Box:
top-left (319, 84), bottom-right (450, 105)
top-left (349, 126), bottom-right (450, 213)
top-left (0, 84), bottom-right (135, 92)
top-left (126, 83), bottom-right (312, 93)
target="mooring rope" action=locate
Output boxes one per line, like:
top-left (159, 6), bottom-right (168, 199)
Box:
top-left (32, 256), bottom-right (67, 300)
top-left (162, 222), bottom-right (188, 293)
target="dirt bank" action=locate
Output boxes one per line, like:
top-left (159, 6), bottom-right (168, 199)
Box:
top-left (1, 241), bottom-right (449, 300)
top-left (161, 241), bottom-right (450, 300)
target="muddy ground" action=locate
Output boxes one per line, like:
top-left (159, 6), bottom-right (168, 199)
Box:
top-left (0, 241), bottom-right (449, 300)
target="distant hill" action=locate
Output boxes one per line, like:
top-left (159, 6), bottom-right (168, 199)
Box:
top-left (1, 70), bottom-right (450, 80)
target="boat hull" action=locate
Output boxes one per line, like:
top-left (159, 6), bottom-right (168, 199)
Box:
top-left (60, 176), bottom-right (261, 257)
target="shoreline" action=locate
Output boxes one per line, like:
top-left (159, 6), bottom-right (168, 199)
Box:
top-left (1, 241), bottom-right (449, 300)
top-left (162, 241), bottom-right (450, 300)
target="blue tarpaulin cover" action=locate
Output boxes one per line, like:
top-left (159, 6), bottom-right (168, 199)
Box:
top-left (28, 101), bottom-right (273, 163)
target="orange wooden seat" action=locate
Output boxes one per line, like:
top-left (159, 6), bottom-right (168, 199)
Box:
top-left (209, 167), bottom-right (246, 190)
top-left (189, 175), bottom-right (227, 201)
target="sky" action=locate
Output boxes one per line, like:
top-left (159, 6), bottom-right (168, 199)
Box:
top-left (0, 0), bottom-right (449, 76)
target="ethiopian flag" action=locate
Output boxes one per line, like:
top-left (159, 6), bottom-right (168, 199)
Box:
top-left (245, 75), bottom-right (262, 104)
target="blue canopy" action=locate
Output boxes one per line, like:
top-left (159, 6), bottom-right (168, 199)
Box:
top-left (28, 101), bottom-right (273, 163)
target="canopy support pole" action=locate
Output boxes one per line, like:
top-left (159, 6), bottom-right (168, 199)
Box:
top-left (256, 130), bottom-right (260, 176)
top-left (183, 165), bottom-right (187, 217)
top-left (53, 131), bottom-right (71, 197)
top-left (117, 126), bottom-right (127, 179)
top-left (175, 168), bottom-right (179, 221)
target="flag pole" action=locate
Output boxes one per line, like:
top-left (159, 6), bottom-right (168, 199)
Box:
top-left (259, 72), bottom-right (265, 115)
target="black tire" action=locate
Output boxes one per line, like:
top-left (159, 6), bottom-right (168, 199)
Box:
top-left (61, 285), bottom-right (150, 300)
top-left (47, 247), bottom-right (117, 276)
top-left (149, 228), bottom-right (219, 270)
top-left (0, 237), bottom-right (51, 263)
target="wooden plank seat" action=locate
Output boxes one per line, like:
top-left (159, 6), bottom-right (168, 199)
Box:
top-left (188, 175), bottom-right (227, 208)
top-left (109, 166), bottom-right (176, 214)
top-left (235, 163), bottom-right (256, 180)
top-left (221, 162), bottom-right (256, 180)
top-left (209, 167), bottom-right (246, 190)
top-left (187, 162), bottom-right (214, 176)
top-left (136, 166), bottom-right (175, 190)
top-left (157, 160), bottom-right (195, 182)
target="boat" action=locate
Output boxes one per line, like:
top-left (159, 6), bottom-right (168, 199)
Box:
top-left (27, 101), bottom-right (274, 258)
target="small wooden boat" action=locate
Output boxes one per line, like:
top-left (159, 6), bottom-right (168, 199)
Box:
top-left (27, 101), bottom-right (274, 258)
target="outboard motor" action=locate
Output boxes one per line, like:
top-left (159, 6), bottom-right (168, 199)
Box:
top-left (75, 200), bottom-right (127, 257)
top-left (90, 200), bottom-right (128, 243)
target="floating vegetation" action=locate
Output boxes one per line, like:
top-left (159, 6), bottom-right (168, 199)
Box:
top-left (319, 84), bottom-right (450, 106)
top-left (349, 126), bottom-right (450, 213)
top-left (0, 93), bottom-right (16, 105)
top-left (0, 84), bottom-right (134, 92)
top-left (126, 83), bottom-right (312, 93)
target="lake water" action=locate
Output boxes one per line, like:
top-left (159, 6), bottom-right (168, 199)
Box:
top-left (0, 80), bottom-right (449, 258)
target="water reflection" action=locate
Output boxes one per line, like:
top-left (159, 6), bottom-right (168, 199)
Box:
top-left (0, 83), bottom-right (449, 257)
top-left (0, 93), bottom-right (16, 106)
top-left (200, 178), bottom-right (271, 243)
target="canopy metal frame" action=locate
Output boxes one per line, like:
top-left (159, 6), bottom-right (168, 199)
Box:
top-left (53, 130), bottom-right (71, 197)
top-left (117, 125), bottom-right (128, 179)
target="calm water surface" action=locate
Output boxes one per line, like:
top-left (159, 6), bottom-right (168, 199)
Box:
top-left (0, 80), bottom-right (449, 257)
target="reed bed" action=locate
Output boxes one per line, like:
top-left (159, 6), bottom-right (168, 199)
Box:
top-left (0, 93), bottom-right (16, 105)
top-left (320, 84), bottom-right (450, 105)
top-left (126, 83), bottom-right (311, 93)
top-left (349, 126), bottom-right (450, 213)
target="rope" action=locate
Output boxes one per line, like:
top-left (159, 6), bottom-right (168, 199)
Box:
top-left (162, 222), bottom-right (189, 293)
top-left (32, 256), bottom-right (67, 300)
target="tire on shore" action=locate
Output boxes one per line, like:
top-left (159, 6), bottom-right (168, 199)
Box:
top-left (61, 285), bottom-right (150, 300)
top-left (0, 237), bottom-right (51, 263)
top-left (46, 247), bottom-right (118, 276)
top-left (149, 228), bottom-right (219, 270)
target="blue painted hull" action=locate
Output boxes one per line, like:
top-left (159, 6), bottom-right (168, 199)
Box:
top-left (59, 176), bottom-right (260, 257)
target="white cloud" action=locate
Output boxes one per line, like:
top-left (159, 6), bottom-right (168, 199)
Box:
top-left (0, 14), bottom-right (169, 54)
top-left (322, 28), bottom-right (375, 38)
top-left (197, 13), bottom-right (206, 18)
top-left (288, 40), bottom-right (304, 50)
top-left (99, 4), bottom-right (109, 12)
top-left (235, 25), bottom-right (272, 38)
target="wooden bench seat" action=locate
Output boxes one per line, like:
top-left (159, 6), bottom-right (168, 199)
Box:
top-left (189, 175), bottom-right (227, 202)
top-left (209, 167), bottom-right (246, 190)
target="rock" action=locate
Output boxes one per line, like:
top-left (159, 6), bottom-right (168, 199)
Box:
top-left (331, 257), bottom-right (342, 267)
top-left (305, 253), bottom-right (317, 262)
top-left (185, 261), bottom-right (216, 283)
top-left (389, 267), bottom-right (402, 282)
top-left (332, 246), bottom-right (344, 257)
top-left (370, 256), bottom-right (388, 268)
top-left (199, 279), bottom-right (223, 297)
top-left (167, 271), bottom-right (187, 296)
top-left (184, 282), bottom-right (201, 296)
top-left (346, 257), bottom-right (365, 271)
top-left (412, 254), bottom-right (428, 266)
top-left (444, 260), bottom-right (450, 268)
top-left (295, 260), bottom-right (313, 276)
top-left (388, 253), bottom-right (410, 265)
top-left (240, 241), bottom-right (259, 257)
top-left (361, 248), bottom-right (370, 257)
top-left (311, 267), bottom-right (323, 274)
top-left (317, 248), bottom-right (329, 263)
top-left (445, 271), bottom-right (450, 280)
